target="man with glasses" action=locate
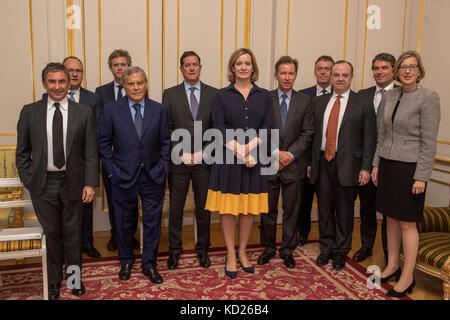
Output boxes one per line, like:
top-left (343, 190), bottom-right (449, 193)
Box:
top-left (297, 55), bottom-right (334, 247)
top-left (309, 61), bottom-right (376, 270)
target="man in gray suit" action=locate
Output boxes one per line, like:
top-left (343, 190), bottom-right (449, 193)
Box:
top-left (353, 53), bottom-right (397, 263)
top-left (258, 56), bottom-right (314, 268)
top-left (163, 51), bottom-right (218, 269)
top-left (310, 61), bottom-right (376, 270)
top-left (16, 63), bottom-right (99, 299)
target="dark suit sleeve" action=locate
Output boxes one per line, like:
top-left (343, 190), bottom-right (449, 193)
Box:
top-left (161, 89), bottom-right (173, 134)
top-left (15, 106), bottom-right (32, 185)
top-left (361, 100), bottom-right (377, 172)
top-left (84, 107), bottom-right (100, 187)
top-left (98, 103), bottom-right (115, 178)
top-left (160, 105), bottom-right (171, 176)
top-left (288, 96), bottom-right (314, 159)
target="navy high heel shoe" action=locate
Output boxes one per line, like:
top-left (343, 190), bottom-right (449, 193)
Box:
top-left (386, 278), bottom-right (416, 298)
top-left (380, 267), bottom-right (402, 284)
top-left (236, 252), bottom-right (255, 274)
top-left (224, 257), bottom-right (237, 279)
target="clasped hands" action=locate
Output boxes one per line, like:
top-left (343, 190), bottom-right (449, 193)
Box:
top-left (226, 139), bottom-right (260, 168)
top-left (273, 150), bottom-right (294, 171)
top-left (181, 151), bottom-right (204, 166)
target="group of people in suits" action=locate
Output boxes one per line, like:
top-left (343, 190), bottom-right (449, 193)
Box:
top-left (15, 46), bottom-right (440, 299)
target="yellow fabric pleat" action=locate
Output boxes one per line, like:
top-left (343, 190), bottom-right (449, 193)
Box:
top-left (205, 190), bottom-right (268, 216)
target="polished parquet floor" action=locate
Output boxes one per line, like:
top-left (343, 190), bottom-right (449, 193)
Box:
top-left (0, 218), bottom-right (444, 300)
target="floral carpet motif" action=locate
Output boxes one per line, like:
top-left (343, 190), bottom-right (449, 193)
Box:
top-left (0, 243), bottom-right (410, 300)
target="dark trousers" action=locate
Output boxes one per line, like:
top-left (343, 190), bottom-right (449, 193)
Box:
top-left (358, 180), bottom-right (388, 252)
top-left (111, 169), bottom-right (165, 269)
top-left (30, 172), bottom-right (83, 285)
top-left (81, 201), bottom-right (94, 248)
top-left (315, 156), bottom-right (357, 255)
top-left (102, 165), bottom-right (138, 237)
top-left (260, 177), bottom-right (302, 257)
top-left (168, 164), bottom-right (211, 255)
top-left (297, 177), bottom-right (314, 239)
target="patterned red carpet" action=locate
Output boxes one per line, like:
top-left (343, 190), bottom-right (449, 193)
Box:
top-left (0, 243), bottom-right (409, 300)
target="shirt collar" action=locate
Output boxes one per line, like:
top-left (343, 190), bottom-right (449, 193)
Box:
top-left (128, 98), bottom-right (145, 109)
top-left (47, 96), bottom-right (68, 111)
top-left (68, 88), bottom-right (80, 96)
top-left (184, 81), bottom-right (201, 92)
top-left (332, 89), bottom-right (350, 99)
top-left (114, 81), bottom-right (122, 88)
top-left (226, 82), bottom-right (263, 93)
top-left (278, 89), bottom-right (292, 100)
top-left (316, 85), bottom-right (332, 94)
top-left (376, 81), bottom-right (395, 93)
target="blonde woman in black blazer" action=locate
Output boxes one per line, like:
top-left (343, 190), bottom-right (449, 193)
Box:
top-left (371, 51), bottom-right (441, 297)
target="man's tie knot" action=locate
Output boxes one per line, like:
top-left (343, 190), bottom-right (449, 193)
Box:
top-left (321, 89), bottom-right (327, 95)
top-left (68, 92), bottom-right (75, 101)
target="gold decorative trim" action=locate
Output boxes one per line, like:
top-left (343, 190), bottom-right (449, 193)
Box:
top-left (67, 0), bottom-right (74, 56)
top-left (430, 178), bottom-right (450, 187)
top-left (286, 0), bottom-right (290, 55)
top-left (401, 0), bottom-right (408, 52)
top-left (28, 0), bottom-right (36, 102)
top-left (417, 0), bottom-right (424, 53)
top-left (235, 0), bottom-right (238, 50)
top-left (81, 0), bottom-right (87, 88)
top-left (0, 145), bottom-right (17, 150)
top-left (437, 140), bottom-right (450, 146)
top-left (433, 167), bottom-right (450, 174)
top-left (98, 0), bottom-right (102, 86)
top-left (360, 0), bottom-right (369, 89)
top-left (177, 0), bottom-right (180, 84)
top-left (0, 133), bottom-right (17, 137)
top-left (343, 0), bottom-right (349, 59)
top-left (244, 0), bottom-right (251, 48)
top-left (162, 0), bottom-right (165, 92)
top-left (220, 0), bottom-right (224, 88)
top-left (436, 157), bottom-right (450, 166)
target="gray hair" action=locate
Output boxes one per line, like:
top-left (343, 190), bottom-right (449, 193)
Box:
top-left (121, 66), bottom-right (148, 84)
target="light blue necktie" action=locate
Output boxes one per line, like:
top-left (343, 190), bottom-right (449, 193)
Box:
top-left (68, 91), bottom-right (75, 101)
top-left (280, 94), bottom-right (288, 131)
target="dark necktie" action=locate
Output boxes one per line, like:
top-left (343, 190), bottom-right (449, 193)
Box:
top-left (321, 89), bottom-right (327, 95)
top-left (280, 94), bottom-right (288, 131)
top-left (324, 95), bottom-right (342, 161)
top-left (189, 87), bottom-right (199, 120)
top-left (68, 91), bottom-right (75, 101)
top-left (133, 103), bottom-right (143, 137)
top-left (52, 103), bottom-right (65, 169)
top-left (117, 85), bottom-right (123, 100)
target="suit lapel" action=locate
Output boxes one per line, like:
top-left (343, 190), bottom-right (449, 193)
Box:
top-left (317, 95), bottom-right (331, 147)
top-left (338, 91), bottom-right (355, 131)
top-left (197, 82), bottom-right (210, 121)
top-left (66, 100), bottom-right (80, 157)
top-left (120, 98), bottom-right (140, 141)
top-left (141, 98), bottom-right (153, 138)
top-left (284, 91), bottom-right (298, 133)
top-left (270, 90), bottom-right (283, 133)
top-left (38, 98), bottom-right (48, 161)
top-left (176, 83), bottom-right (193, 121)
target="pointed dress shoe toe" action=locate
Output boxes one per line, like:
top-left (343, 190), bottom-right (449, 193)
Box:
top-left (257, 252), bottom-right (275, 265)
top-left (352, 247), bottom-right (372, 262)
top-left (167, 254), bottom-right (180, 270)
top-left (143, 268), bottom-right (163, 284)
top-left (119, 263), bottom-right (133, 281)
top-left (380, 267), bottom-right (402, 284)
top-left (82, 246), bottom-right (101, 258)
top-left (236, 252), bottom-right (255, 274)
top-left (315, 253), bottom-right (332, 266)
top-left (281, 254), bottom-right (296, 269)
top-left (71, 281), bottom-right (86, 297)
top-left (386, 279), bottom-right (416, 298)
top-left (224, 257), bottom-right (238, 279)
top-left (49, 283), bottom-right (61, 300)
top-left (198, 253), bottom-right (211, 269)
top-left (332, 254), bottom-right (346, 270)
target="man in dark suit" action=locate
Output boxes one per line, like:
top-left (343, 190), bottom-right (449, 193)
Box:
top-left (163, 51), bottom-right (217, 269)
top-left (310, 61), bottom-right (376, 270)
top-left (297, 55), bottom-right (334, 247)
top-left (258, 56), bottom-right (314, 269)
top-left (16, 63), bottom-right (99, 299)
top-left (98, 66), bottom-right (170, 284)
top-left (62, 56), bottom-right (101, 259)
top-left (353, 53), bottom-right (397, 263)
top-left (95, 49), bottom-right (139, 252)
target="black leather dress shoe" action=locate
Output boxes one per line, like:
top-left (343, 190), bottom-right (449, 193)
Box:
top-left (257, 252), bottom-right (275, 265)
top-left (315, 253), bottom-right (332, 266)
top-left (352, 247), bottom-right (372, 262)
top-left (143, 268), bottom-right (163, 284)
top-left (71, 281), bottom-right (86, 297)
top-left (119, 263), bottom-right (133, 280)
top-left (82, 245), bottom-right (101, 258)
top-left (107, 234), bottom-right (117, 251)
top-left (167, 254), bottom-right (180, 270)
top-left (332, 254), bottom-right (346, 270)
top-left (281, 254), bottom-right (296, 269)
top-left (297, 236), bottom-right (308, 247)
top-left (49, 283), bottom-right (61, 300)
top-left (198, 253), bottom-right (211, 268)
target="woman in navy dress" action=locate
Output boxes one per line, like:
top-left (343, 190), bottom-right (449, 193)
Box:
top-left (205, 48), bottom-right (274, 278)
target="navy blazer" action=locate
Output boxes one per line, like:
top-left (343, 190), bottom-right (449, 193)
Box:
top-left (98, 97), bottom-right (171, 188)
top-left (300, 85), bottom-right (333, 98)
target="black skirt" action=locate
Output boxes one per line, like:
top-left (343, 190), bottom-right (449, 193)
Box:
top-left (376, 157), bottom-right (426, 222)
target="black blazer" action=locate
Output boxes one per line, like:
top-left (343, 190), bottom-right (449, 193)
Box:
top-left (309, 91), bottom-right (377, 186)
top-left (16, 97), bottom-right (99, 200)
top-left (300, 85), bottom-right (333, 98)
top-left (95, 81), bottom-right (115, 124)
top-left (269, 90), bottom-right (314, 182)
top-left (162, 82), bottom-right (218, 159)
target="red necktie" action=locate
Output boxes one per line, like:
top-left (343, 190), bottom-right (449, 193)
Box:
top-left (324, 95), bottom-right (342, 161)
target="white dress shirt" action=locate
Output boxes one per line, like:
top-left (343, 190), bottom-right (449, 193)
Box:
top-left (47, 97), bottom-right (69, 171)
top-left (321, 90), bottom-right (350, 151)
top-left (67, 88), bottom-right (80, 103)
top-left (373, 81), bottom-right (395, 114)
top-left (114, 81), bottom-right (125, 100)
top-left (316, 85), bottom-right (332, 96)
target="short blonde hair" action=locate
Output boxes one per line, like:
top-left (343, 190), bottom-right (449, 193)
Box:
top-left (394, 50), bottom-right (425, 83)
top-left (227, 48), bottom-right (259, 83)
